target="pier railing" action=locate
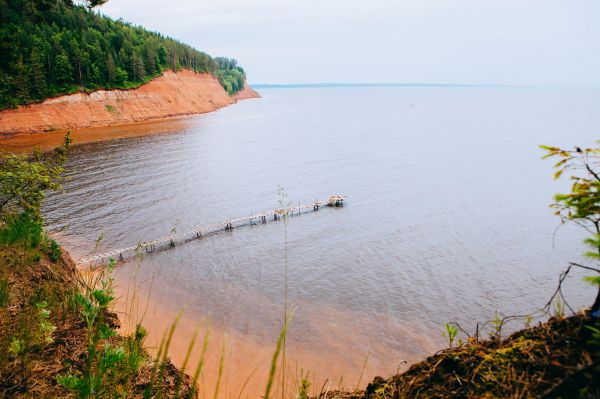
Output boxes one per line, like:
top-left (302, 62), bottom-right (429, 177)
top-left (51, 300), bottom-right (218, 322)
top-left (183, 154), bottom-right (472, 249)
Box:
top-left (77, 195), bottom-right (346, 266)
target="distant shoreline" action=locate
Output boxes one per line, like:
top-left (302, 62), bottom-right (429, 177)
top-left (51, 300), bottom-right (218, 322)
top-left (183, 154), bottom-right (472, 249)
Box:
top-left (251, 82), bottom-right (525, 89)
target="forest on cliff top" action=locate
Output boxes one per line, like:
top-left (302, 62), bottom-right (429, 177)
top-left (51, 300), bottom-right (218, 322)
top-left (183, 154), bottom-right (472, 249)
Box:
top-left (0, 0), bottom-right (246, 110)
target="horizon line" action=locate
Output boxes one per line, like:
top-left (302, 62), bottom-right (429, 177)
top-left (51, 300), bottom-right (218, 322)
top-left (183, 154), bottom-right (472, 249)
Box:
top-left (249, 82), bottom-right (528, 89)
top-left (248, 82), bottom-right (600, 89)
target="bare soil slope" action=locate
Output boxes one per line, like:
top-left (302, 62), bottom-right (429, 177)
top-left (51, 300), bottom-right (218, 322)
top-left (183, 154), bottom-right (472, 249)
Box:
top-left (0, 70), bottom-right (260, 135)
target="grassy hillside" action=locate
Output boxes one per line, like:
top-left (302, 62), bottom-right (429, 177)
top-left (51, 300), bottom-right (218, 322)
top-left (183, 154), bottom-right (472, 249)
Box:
top-left (0, 0), bottom-right (246, 110)
top-left (0, 135), bottom-right (199, 397)
top-left (0, 238), bottom-right (198, 398)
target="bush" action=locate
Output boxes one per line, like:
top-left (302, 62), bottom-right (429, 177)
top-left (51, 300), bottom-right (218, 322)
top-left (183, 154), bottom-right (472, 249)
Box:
top-left (0, 133), bottom-right (71, 223)
top-left (47, 239), bottom-right (61, 262)
top-left (0, 213), bottom-right (43, 249)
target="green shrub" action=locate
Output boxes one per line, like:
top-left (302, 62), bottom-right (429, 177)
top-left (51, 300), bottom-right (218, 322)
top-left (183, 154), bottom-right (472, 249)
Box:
top-left (57, 258), bottom-right (135, 398)
top-left (36, 301), bottom-right (56, 344)
top-left (48, 239), bottom-right (61, 262)
top-left (0, 213), bottom-right (43, 249)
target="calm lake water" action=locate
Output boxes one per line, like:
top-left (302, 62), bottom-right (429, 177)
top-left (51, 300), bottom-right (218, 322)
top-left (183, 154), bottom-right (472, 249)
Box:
top-left (41, 86), bottom-right (600, 395)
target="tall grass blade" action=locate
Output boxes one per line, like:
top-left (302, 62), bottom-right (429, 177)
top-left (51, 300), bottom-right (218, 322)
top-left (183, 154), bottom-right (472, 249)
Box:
top-left (175, 326), bottom-right (200, 398)
top-left (188, 328), bottom-right (210, 399)
top-left (236, 363), bottom-right (260, 399)
top-left (212, 340), bottom-right (226, 399)
top-left (157, 310), bottom-right (183, 398)
top-left (145, 329), bottom-right (168, 399)
top-left (356, 351), bottom-right (370, 391)
top-left (264, 311), bottom-right (293, 399)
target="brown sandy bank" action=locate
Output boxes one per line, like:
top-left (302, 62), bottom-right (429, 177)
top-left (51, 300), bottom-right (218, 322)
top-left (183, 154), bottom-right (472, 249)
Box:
top-left (0, 69), bottom-right (260, 137)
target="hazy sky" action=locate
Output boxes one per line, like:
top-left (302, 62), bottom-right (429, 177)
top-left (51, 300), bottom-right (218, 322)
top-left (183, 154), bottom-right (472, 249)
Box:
top-left (98, 0), bottom-right (599, 86)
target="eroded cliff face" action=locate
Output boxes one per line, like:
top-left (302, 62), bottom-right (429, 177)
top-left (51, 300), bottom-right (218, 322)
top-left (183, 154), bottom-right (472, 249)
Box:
top-left (0, 70), bottom-right (260, 135)
top-left (233, 81), bottom-right (261, 100)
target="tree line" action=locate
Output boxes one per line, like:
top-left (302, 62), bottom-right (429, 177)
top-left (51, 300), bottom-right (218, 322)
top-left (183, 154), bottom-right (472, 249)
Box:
top-left (0, 0), bottom-right (246, 110)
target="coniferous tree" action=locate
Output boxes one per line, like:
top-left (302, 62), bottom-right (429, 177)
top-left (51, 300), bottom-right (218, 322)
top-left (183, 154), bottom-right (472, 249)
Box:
top-left (29, 49), bottom-right (47, 98)
top-left (106, 53), bottom-right (116, 84)
top-left (132, 52), bottom-right (146, 81)
top-left (54, 52), bottom-right (73, 87)
top-left (0, 0), bottom-right (247, 109)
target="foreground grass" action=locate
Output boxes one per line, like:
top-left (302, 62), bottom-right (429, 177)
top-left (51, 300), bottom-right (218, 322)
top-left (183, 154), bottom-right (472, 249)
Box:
top-left (0, 239), bottom-right (194, 398)
top-left (328, 313), bottom-right (600, 399)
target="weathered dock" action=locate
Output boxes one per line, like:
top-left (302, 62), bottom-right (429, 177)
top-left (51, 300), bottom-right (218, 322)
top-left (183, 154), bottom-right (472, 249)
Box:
top-left (77, 195), bottom-right (346, 266)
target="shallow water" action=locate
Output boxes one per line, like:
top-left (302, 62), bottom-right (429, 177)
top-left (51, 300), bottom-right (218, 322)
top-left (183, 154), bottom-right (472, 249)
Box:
top-left (36, 86), bottom-right (600, 394)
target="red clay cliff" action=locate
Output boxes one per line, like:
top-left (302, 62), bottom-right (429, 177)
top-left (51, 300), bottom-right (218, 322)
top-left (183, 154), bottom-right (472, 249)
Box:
top-left (0, 69), bottom-right (260, 135)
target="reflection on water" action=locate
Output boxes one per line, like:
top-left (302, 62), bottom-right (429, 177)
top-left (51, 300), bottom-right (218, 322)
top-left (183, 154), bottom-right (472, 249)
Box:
top-left (28, 87), bottom-right (600, 395)
top-left (0, 118), bottom-right (193, 153)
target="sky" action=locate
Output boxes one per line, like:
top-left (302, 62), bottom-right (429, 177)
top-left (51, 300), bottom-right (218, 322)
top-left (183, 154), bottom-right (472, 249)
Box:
top-left (98, 0), bottom-right (600, 86)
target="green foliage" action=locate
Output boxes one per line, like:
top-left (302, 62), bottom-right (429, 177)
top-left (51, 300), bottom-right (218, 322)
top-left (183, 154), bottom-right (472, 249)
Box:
top-left (584, 275), bottom-right (600, 287)
top-left (0, 134), bottom-right (70, 264)
top-left (491, 311), bottom-right (504, 340)
top-left (145, 311), bottom-right (182, 399)
top-left (586, 321), bottom-right (600, 348)
top-left (0, 212), bottom-right (43, 248)
top-left (541, 145), bottom-right (600, 250)
top-left (47, 238), bottom-right (62, 262)
top-left (553, 296), bottom-right (565, 318)
top-left (212, 341), bottom-right (226, 399)
top-left (0, 0), bottom-right (246, 109)
top-left (443, 323), bottom-right (459, 347)
top-left (122, 324), bottom-right (147, 375)
top-left (0, 132), bottom-right (71, 222)
top-left (36, 300), bottom-right (56, 343)
top-left (214, 58), bottom-right (246, 95)
top-left (9, 337), bottom-right (25, 359)
top-left (298, 370), bottom-right (311, 399)
top-left (58, 257), bottom-right (128, 398)
top-left (541, 144), bottom-right (600, 315)
top-left (264, 312), bottom-right (292, 399)
top-left (187, 329), bottom-right (210, 399)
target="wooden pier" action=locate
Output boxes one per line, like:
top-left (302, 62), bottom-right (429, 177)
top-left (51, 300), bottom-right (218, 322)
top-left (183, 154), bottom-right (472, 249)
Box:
top-left (77, 195), bottom-right (346, 266)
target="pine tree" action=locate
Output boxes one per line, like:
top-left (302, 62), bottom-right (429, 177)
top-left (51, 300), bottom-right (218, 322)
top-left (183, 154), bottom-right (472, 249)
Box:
top-left (0, 0), bottom-right (245, 109)
top-left (30, 49), bottom-right (48, 99)
top-left (106, 53), bottom-right (116, 84)
top-left (132, 52), bottom-right (146, 81)
top-left (14, 58), bottom-right (29, 102)
top-left (54, 52), bottom-right (73, 87)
